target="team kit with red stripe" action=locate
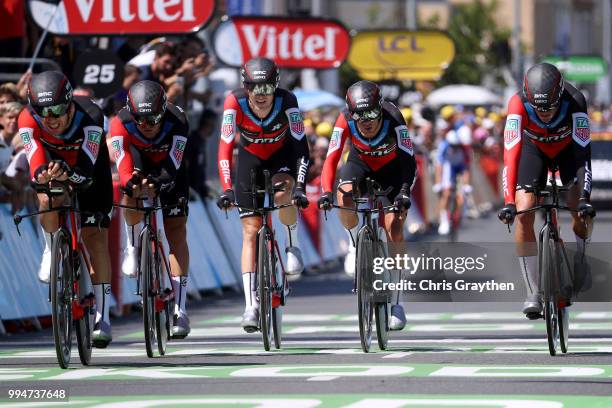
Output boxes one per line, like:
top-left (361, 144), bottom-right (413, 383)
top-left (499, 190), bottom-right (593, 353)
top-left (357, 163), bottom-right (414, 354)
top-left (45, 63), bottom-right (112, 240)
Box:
top-left (19, 96), bottom-right (113, 226)
top-left (218, 87), bottom-right (310, 217)
top-left (321, 100), bottom-right (417, 204)
top-left (503, 82), bottom-right (592, 204)
top-left (109, 103), bottom-right (190, 217)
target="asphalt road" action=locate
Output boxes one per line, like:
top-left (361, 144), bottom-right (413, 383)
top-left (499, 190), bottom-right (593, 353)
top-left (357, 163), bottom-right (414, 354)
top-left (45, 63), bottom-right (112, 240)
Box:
top-left (1, 211), bottom-right (612, 407)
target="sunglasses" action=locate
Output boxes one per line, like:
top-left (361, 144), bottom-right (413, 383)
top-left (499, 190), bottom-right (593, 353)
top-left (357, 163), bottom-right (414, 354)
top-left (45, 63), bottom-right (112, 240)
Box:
top-left (351, 109), bottom-right (381, 122)
top-left (246, 83), bottom-right (276, 95)
top-left (134, 113), bottom-right (163, 126)
top-left (531, 100), bottom-right (560, 113)
top-left (35, 104), bottom-right (69, 118)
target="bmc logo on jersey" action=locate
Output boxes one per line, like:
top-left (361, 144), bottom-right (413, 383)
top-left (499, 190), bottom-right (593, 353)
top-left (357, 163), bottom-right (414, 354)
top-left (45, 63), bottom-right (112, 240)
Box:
top-left (504, 115), bottom-right (521, 150)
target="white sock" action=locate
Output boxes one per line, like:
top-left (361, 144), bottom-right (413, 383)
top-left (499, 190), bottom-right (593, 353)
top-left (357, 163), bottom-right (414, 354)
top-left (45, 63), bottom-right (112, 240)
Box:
top-left (286, 223), bottom-right (299, 248)
top-left (42, 228), bottom-right (52, 253)
top-left (171, 276), bottom-right (188, 316)
top-left (575, 234), bottom-right (589, 258)
top-left (242, 272), bottom-right (258, 308)
top-left (440, 209), bottom-right (449, 225)
top-left (125, 222), bottom-right (143, 249)
top-left (347, 224), bottom-right (359, 248)
top-left (94, 283), bottom-right (111, 325)
top-left (518, 256), bottom-right (538, 296)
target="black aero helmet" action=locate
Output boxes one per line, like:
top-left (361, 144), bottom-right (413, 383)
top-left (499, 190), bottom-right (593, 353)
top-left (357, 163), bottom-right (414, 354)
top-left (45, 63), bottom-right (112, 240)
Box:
top-left (126, 80), bottom-right (167, 125)
top-left (27, 71), bottom-right (73, 117)
top-left (522, 62), bottom-right (564, 112)
top-left (345, 80), bottom-right (383, 121)
top-left (241, 57), bottom-right (279, 87)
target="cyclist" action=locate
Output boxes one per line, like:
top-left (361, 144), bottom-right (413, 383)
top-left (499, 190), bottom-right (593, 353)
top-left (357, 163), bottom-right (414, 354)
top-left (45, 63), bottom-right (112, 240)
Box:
top-left (108, 80), bottom-right (192, 338)
top-left (318, 80), bottom-right (417, 331)
top-left (434, 130), bottom-right (472, 235)
top-left (498, 63), bottom-right (595, 318)
top-left (18, 71), bottom-right (114, 347)
top-left (216, 57), bottom-right (310, 333)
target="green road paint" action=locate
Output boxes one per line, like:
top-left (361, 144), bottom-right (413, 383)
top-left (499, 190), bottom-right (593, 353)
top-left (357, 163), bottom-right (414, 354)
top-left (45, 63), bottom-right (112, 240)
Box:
top-left (2, 395), bottom-right (612, 408)
top-left (3, 364), bottom-right (612, 382)
top-left (200, 311), bottom-right (612, 325)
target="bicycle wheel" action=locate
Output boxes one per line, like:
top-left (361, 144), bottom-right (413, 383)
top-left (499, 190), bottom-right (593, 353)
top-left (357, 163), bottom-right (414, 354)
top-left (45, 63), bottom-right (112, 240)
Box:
top-left (155, 248), bottom-right (169, 356)
top-left (374, 228), bottom-right (389, 350)
top-left (542, 227), bottom-right (560, 356)
top-left (272, 307), bottom-right (282, 350)
top-left (140, 228), bottom-right (157, 358)
top-left (448, 190), bottom-right (459, 243)
top-left (75, 254), bottom-right (93, 365)
top-left (50, 229), bottom-right (73, 369)
top-left (356, 226), bottom-right (375, 353)
top-left (257, 228), bottom-right (274, 351)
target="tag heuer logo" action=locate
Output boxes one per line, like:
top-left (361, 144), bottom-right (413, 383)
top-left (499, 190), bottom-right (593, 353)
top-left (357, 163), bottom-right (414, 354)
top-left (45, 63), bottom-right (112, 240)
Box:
top-left (576, 117), bottom-right (589, 128)
top-left (506, 118), bottom-right (519, 130)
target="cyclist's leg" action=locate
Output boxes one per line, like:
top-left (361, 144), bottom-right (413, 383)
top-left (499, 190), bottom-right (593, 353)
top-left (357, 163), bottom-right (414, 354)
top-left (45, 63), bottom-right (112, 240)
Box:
top-left (79, 144), bottom-right (114, 345)
top-left (515, 138), bottom-right (547, 317)
top-left (438, 162), bottom-right (453, 235)
top-left (337, 158), bottom-right (368, 276)
top-left (160, 171), bottom-right (191, 336)
top-left (235, 149), bottom-right (265, 330)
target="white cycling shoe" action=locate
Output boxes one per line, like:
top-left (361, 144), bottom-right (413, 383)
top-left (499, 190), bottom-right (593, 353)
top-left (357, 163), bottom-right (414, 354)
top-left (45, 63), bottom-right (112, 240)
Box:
top-left (285, 247), bottom-right (304, 275)
top-left (38, 248), bottom-right (52, 283)
top-left (241, 306), bottom-right (259, 333)
top-left (389, 304), bottom-right (407, 331)
top-left (438, 221), bottom-right (450, 236)
top-left (344, 245), bottom-right (356, 277)
top-left (121, 246), bottom-right (138, 278)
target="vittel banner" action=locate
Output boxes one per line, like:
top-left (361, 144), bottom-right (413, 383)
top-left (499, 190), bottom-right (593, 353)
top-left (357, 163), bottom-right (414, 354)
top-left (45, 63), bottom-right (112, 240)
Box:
top-left (28, 0), bottom-right (215, 35)
top-left (213, 16), bottom-right (351, 69)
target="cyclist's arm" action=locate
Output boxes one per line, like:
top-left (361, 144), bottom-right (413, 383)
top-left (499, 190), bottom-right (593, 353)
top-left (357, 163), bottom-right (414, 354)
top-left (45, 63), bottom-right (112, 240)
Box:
top-left (159, 109), bottom-right (189, 183)
top-left (218, 93), bottom-right (240, 191)
top-left (17, 108), bottom-right (48, 182)
top-left (394, 124), bottom-right (417, 192)
top-left (108, 116), bottom-right (136, 188)
top-left (284, 96), bottom-right (310, 190)
top-left (570, 94), bottom-right (592, 200)
top-left (321, 114), bottom-right (350, 193)
top-left (434, 141), bottom-right (448, 186)
top-left (502, 94), bottom-right (525, 204)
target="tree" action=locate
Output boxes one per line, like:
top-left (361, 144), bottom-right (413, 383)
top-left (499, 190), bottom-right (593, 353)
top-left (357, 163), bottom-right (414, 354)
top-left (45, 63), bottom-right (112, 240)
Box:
top-left (422, 0), bottom-right (511, 86)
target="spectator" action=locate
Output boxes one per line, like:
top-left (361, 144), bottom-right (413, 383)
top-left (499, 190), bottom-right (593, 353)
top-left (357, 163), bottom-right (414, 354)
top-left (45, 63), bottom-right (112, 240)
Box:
top-left (0, 101), bottom-right (28, 213)
top-left (104, 64), bottom-right (141, 116)
top-left (0, 82), bottom-right (19, 107)
top-left (185, 109), bottom-right (217, 198)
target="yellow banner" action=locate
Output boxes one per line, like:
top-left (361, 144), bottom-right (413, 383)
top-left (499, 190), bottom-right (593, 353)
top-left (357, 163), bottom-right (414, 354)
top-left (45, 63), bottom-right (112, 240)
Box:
top-left (348, 31), bottom-right (455, 80)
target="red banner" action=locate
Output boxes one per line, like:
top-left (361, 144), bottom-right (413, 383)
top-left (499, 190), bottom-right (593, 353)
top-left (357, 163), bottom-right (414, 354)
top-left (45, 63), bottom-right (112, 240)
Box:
top-left (213, 16), bottom-right (351, 69)
top-left (29, 0), bottom-right (214, 35)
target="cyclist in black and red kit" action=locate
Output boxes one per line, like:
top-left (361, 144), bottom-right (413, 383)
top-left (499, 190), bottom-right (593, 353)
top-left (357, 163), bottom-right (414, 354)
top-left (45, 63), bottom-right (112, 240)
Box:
top-left (109, 80), bottom-right (192, 338)
top-left (216, 57), bottom-right (310, 332)
top-left (19, 71), bottom-right (114, 347)
top-left (318, 80), bottom-right (417, 331)
top-left (498, 63), bottom-right (595, 319)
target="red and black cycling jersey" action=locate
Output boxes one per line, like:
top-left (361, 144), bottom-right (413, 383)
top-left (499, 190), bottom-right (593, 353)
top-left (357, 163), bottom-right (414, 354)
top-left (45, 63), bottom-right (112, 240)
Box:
top-left (18, 95), bottom-right (105, 186)
top-left (321, 100), bottom-right (417, 193)
top-left (109, 103), bottom-right (189, 188)
top-left (217, 87), bottom-right (309, 191)
top-left (503, 82), bottom-right (591, 204)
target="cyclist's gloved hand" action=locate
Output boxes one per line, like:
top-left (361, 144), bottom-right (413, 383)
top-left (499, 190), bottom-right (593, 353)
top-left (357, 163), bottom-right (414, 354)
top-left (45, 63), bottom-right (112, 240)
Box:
top-left (578, 198), bottom-right (596, 219)
top-left (432, 183), bottom-right (443, 193)
top-left (317, 192), bottom-right (334, 211)
top-left (393, 192), bottom-right (411, 211)
top-left (147, 174), bottom-right (174, 195)
top-left (124, 173), bottom-right (144, 197)
top-left (292, 187), bottom-right (309, 209)
top-left (498, 203), bottom-right (517, 224)
top-left (462, 184), bottom-right (473, 195)
top-left (216, 189), bottom-right (235, 210)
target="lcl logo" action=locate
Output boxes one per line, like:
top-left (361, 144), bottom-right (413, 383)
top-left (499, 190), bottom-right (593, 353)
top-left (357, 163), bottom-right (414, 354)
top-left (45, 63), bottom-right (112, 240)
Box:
top-left (377, 35), bottom-right (424, 52)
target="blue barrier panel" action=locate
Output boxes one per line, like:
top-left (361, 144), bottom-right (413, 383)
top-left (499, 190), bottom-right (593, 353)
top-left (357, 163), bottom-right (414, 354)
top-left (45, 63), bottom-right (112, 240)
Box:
top-left (321, 213), bottom-right (349, 260)
top-left (186, 200), bottom-right (222, 291)
top-left (271, 212), bottom-right (321, 268)
top-left (205, 199), bottom-right (242, 279)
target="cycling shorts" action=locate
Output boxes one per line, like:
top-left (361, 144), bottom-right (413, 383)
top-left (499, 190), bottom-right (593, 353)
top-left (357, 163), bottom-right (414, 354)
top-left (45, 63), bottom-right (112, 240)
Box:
top-left (516, 137), bottom-right (578, 192)
top-left (441, 161), bottom-right (467, 189)
top-left (159, 164), bottom-right (189, 219)
top-left (235, 141), bottom-right (298, 218)
top-left (338, 154), bottom-right (409, 212)
top-left (77, 142), bottom-right (113, 228)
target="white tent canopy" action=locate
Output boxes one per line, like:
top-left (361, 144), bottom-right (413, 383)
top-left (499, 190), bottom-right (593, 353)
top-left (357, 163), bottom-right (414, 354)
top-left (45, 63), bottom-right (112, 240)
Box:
top-left (426, 85), bottom-right (503, 107)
